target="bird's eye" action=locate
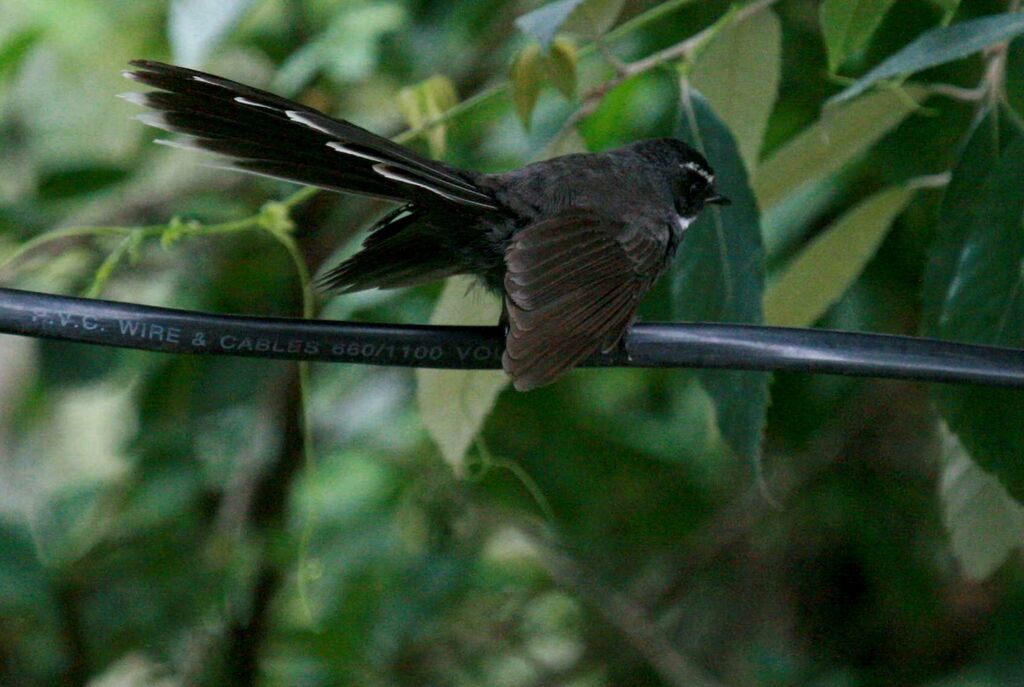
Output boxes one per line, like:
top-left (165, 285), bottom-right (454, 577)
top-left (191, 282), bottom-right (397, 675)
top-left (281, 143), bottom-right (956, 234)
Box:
top-left (685, 172), bottom-right (707, 196)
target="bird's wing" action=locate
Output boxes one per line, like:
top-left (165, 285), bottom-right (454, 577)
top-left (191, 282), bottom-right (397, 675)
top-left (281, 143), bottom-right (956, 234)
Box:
top-left (502, 211), bottom-right (667, 391)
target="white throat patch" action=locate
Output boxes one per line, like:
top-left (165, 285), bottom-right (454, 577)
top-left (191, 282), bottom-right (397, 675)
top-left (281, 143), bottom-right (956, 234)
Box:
top-left (675, 214), bottom-right (695, 233)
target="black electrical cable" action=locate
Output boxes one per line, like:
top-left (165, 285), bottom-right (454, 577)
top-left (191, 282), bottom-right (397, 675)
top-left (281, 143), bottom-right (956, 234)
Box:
top-left (1, 287), bottom-right (1023, 388)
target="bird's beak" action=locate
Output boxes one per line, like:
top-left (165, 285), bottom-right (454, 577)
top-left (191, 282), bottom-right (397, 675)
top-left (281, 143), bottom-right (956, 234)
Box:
top-left (706, 193), bottom-right (731, 206)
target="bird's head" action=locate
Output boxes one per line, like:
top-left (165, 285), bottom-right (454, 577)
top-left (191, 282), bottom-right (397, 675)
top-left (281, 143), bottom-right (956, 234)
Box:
top-left (635, 139), bottom-right (730, 221)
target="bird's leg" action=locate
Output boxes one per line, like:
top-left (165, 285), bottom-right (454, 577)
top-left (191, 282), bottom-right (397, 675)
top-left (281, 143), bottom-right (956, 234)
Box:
top-left (498, 298), bottom-right (510, 339)
top-left (618, 316), bottom-right (638, 362)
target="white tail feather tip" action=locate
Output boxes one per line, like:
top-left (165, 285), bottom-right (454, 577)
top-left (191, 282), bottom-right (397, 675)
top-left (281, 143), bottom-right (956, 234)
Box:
top-left (116, 92), bottom-right (148, 107)
top-left (326, 142), bottom-right (383, 163)
top-left (153, 138), bottom-right (205, 153)
top-left (192, 75), bottom-right (226, 88)
top-left (286, 111), bottom-right (334, 136)
top-left (234, 96), bottom-right (277, 111)
top-left (135, 113), bottom-right (171, 130)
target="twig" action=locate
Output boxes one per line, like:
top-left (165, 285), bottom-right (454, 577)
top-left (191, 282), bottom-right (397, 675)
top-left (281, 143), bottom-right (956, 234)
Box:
top-left (907, 172), bottom-right (952, 189)
top-left (55, 576), bottom-right (89, 686)
top-left (521, 524), bottom-right (727, 687)
top-left (628, 385), bottom-right (909, 607)
top-left (547, 0), bottom-right (779, 152)
top-left (618, 0), bottom-right (778, 79)
top-left (405, 0), bottom-right (778, 146)
top-left (224, 366), bottom-right (308, 683)
top-left (594, 35), bottom-right (629, 76)
top-left (929, 82), bottom-right (988, 102)
top-left (961, 0), bottom-right (1023, 111)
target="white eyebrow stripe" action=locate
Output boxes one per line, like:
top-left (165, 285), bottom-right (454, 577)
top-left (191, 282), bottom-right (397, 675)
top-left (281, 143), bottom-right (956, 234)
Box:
top-left (682, 161), bottom-right (713, 182)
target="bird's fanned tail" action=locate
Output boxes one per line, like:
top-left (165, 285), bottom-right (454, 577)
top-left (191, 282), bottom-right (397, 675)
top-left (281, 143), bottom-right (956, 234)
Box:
top-left (123, 60), bottom-right (494, 295)
top-left (122, 60), bottom-right (497, 209)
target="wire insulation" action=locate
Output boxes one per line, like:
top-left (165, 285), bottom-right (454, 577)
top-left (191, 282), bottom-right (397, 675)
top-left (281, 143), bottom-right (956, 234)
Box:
top-left (1, 287), bottom-right (1022, 387)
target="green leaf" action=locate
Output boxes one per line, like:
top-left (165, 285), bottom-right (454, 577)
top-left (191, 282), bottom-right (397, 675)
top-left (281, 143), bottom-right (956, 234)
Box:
top-left (0, 26), bottom-right (44, 84)
top-left (416, 277), bottom-right (508, 475)
top-left (510, 44), bottom-right (545, 129)
top-left (921, 110), bottom-right (1014, 330)
top-left (930, 0), bottom-right (961, 25)
top-left (940, 423), bottom-right (1024, 580)
top-left (515, 0), bottom-right (625, 48)
top-left (397, 75), bottom-right (459, 158)
top-left (37, 165), bottom-right (129, 201)
top-left (542, 127), bottom-right (589, 158)
top-left (830, 12), bottom-right (1024, 104)
top-left (674, 85), bottom-right (769, 467)
top-left (545, 36), bottom-right (578, 99)
top-left (563, 0), bottom-right (626, 40)
top-left (752, 86), bottom-right (923, 212)
top-left (923, 109), bottom-right (1024, 500)
top-left (273, 3), bottom-right (407, 94)
top-left (764, 185), bottom-right (913, 327)
top-left (168, 0), bottom-right (257, 67)
top-left (691, 7), bottom-right (781, 171)
top-left (820, 0), bottom-right (896, 73)
top-left (0, 521), bottom-right (48, 610)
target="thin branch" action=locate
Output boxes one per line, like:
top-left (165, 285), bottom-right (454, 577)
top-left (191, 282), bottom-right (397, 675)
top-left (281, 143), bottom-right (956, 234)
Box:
top-left (55, 577), bottom-right (89, 686)
top-left (593, 35), bottom-right (630, 76)
top-left (403, 0), bottom-right (778, 145)
top-left (521, 524), bottom-right (726, 687)
top-left (618, 0), bottom-right (778, 79)
top-left (628, 383), bottom-right (921, 609)
top-left (547, 0), bottom-right (779, 152)
top-left (907, 172), bottom-right (952, 189)
top-left (929, 82), bottom-right (988, 102)
top-left (224, 312), bottom-right (312, 684)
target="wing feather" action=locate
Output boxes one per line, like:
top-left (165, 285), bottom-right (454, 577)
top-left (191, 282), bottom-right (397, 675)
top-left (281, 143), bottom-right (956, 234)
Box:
top-left (502, 212), bottom-right (668, 391)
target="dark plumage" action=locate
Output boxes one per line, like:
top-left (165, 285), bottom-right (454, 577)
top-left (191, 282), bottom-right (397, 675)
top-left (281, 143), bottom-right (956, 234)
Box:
top-left (123, 60), bottom-right (728, 390)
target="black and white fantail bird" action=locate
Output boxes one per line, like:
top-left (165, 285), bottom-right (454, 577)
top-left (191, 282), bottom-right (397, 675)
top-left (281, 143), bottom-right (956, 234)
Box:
top-left (122, 60), bottom-right (729, 391)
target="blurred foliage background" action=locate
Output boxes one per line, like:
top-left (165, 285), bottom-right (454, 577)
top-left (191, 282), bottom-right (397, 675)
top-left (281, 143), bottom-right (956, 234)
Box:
top-left (3, 0), bottom-right (1024, 685)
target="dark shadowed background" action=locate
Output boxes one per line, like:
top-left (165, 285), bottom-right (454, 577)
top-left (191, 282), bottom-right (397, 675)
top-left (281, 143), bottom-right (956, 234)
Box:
top-left (2, 0), bottom-right (1024, 684)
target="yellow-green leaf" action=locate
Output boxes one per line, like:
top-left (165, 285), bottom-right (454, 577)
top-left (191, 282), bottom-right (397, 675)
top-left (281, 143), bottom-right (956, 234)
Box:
top-left (515, 0), bottom-right (625, 48)
top-left (545, 36), bottom-right (577, 99)
top-left (820, 0), bottom-right (897, 73)
top-left (691, 7), bottom-right (781, 172)
top-left (752, 86), bottom-right (923, 212)
top-left (169, 0), bottom-right (257, 67)
top-left (764, 185), bottom-right (913, 327)
top-left (416, 277), bottom-right (508, 475)
top-left (397, 74), bottom-right (458, 158)
top-left (542, 126), bottom-right (588, 158)
top-left (940, 423), bottom-right (1024, 580)
top-left (564, 0), bottom-right (626, 40)
top-left (932, 0), bottom-right (961, 24)
top-left (510, 43), bottom-right (545, 129)
top-left (830, 13), bottom-right (1024, 105)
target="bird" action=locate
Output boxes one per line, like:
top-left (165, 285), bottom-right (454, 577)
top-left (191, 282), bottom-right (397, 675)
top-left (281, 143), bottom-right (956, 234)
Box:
top-left (121, 60), bottom-right (729, 391)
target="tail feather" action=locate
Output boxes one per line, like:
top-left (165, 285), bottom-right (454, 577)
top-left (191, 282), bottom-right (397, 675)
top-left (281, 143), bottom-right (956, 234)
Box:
top-left (123, 60), bottom-right (497, 210)
top-left (317, 206), bottom-right (462, 292)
